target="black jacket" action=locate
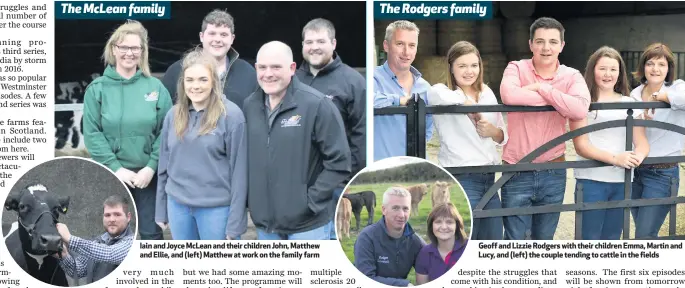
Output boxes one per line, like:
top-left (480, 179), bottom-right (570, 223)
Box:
top-left (243, 76), bottom-right (351, 235)
top-left (162, 47), bottom-right (257, 111)
top-left (296, 53), bottom-right (366, 183)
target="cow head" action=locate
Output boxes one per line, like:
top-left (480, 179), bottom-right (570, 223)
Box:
top-left (5, 184), bottom-right (70, 254)
top-left (419, 183), bottom-right (429, 196)
top-left (432, 181), bottom-right (451, 202)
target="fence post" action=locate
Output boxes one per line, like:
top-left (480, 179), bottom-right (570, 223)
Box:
top-left (406, 98), bottom-right (417, 157)
top-left (416, 97), bottom-right (427, 159)
top-left (670, 172), bottom-right (678, 236)
top-left (623, 109), bottom-right (633, 240)
top-left (574, 182), bottom-right (583, 240)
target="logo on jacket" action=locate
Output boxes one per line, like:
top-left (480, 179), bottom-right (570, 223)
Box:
top-left (145, 91), bottom-right (159, 101)
top-left (325, 94), bottom-right (335, 100)
top-left (377, 256), bottom-right (389, 264)
top-left (281, 115), bottom-right (302, 127)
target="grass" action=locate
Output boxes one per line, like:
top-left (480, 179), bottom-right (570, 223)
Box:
top-left (339, 181), bottom-right (471, 286)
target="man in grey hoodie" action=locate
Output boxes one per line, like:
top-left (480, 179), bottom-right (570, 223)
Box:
top-left (354, 187), bottom-right (425, 287)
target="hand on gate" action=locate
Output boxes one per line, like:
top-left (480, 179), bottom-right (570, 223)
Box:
top-left (641, 109), bottom-right (654, 120)
top-left (655, 91), bottom-right (669, 103)
top-left (634, 152), bottom-right (646, 166)
top-left (612, 152), bottom-right (640, 169)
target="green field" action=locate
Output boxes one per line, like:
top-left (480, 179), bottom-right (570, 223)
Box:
top-left (338, 181), bottom-right (472, 285)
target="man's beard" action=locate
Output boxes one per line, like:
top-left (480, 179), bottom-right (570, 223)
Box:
top-left (107, 225), bottom-right (124, 236)
top-left (307, 54), bottom-right (332, 70)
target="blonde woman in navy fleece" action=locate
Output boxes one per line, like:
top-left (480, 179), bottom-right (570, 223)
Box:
top-left (155, 48), bottom-right (248, 240)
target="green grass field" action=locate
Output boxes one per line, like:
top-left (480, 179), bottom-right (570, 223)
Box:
top-left (338, 181), bottom-right (472, 285)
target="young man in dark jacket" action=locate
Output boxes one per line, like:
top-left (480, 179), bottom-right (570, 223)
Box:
top-left (354, 187), bottom-right (425, 287)
top-left (162, 10), bottom-right (257, 110)
top-left (243, 41), bottom-right (351, 240)
top-left (296, 18), bottom-right (366, 240)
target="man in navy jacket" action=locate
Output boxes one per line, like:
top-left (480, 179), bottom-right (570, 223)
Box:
top-left (296, 18), bottom-right (366, 239)
top-left (354, 187), bottom-right (425, 287)
top-left (243, 41), bottom-right (351, 240)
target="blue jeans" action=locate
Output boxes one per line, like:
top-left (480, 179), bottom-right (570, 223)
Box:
top-left (455, 173), bottom-right (503, 240)
top-left (575, 179), bottom-right (624, 240)
top-left (501, 168), bottom-right (566, 240)
top-left (167, 196), bottom-right (236, 240)
top-left (323, 188), bottom-right (344, 240)
top-left (132, 173), bottom-right (163, 240)
top-left (631, 166), bottom-right (679, 239)
top-left (257, 225), bottom-right (328, 240)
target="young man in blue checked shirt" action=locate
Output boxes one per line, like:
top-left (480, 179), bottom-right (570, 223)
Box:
top-left (53, 195), bottom-right (134, 284)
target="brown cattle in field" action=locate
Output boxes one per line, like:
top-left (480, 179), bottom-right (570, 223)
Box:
top-left (405, 183), bottom-right (429, 216)
top-left (336, 198), bottom-right (352, 239)
top-left (431, 181), bottom-right (451, 208)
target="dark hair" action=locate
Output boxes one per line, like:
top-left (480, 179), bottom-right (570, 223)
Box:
top-left (104, 194), bottom-right (129, 214)
top-left (529, 17), bottom-right (565, 42)
top-left (302, 18), bottom-right (336, 41)
top-left (426, 203), bottom-right (468, 245)
top-left (584, 46), bottom-right (630, 104)
top-left (446, 41), bottom-right (484, 94)
top-left (202, 9), bottom-right (235, 34)
top-left (632, 42), bottom-right (676, 86)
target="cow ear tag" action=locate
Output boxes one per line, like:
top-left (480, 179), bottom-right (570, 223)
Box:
top-left (62, 207), bottom-right (68, 213)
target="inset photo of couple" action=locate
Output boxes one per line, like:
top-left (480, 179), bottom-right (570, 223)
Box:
top-left (336, 156), bottom-right (472, 287)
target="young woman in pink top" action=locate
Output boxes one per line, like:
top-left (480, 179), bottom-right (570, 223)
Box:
top-left (629, 43), bottom-right (685, 239)
top-left (570, 46), bottom-right (649, 240)
top-left (427, 41), bottom-right (507, 240)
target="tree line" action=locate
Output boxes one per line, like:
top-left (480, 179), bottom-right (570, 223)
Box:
top-left (354, 162), bottom-right (455, 184)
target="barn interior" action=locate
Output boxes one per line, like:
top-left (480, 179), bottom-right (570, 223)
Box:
top-left (374, 1), bottom-right (685, 100)
top-left (54, 1), bottom-right (366, 156)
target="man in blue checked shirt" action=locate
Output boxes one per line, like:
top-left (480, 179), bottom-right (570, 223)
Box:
top-left (53, 195), bottom-right (134, 284)
top-left (374, 20), bottom-right (433, 161)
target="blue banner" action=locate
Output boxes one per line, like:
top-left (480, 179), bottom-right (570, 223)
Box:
top-left (55, 1), bottom-right (170, 19)
top-left (375, 1), bottom-right (492, 20)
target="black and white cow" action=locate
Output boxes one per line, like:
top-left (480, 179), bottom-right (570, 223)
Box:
top-left (4, 184), bottom-right (70, 286)
top-left (55, 73), bottom-right (99, 152)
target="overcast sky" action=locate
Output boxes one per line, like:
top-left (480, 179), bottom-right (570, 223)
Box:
top-left (364, 156), bottom-right (428, 172)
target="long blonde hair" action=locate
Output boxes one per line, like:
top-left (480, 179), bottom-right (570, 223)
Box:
top-left (102, 20), bottom-right (151, 77)
top-left (174, 47), bottom-right (226, 139)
